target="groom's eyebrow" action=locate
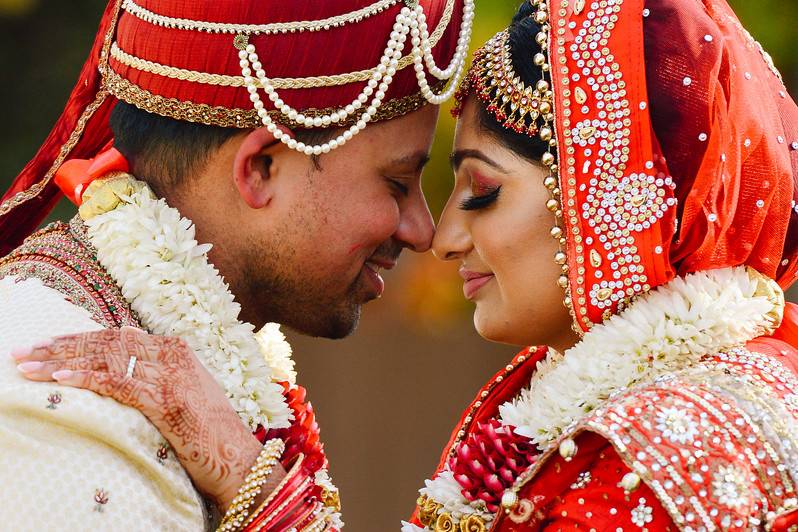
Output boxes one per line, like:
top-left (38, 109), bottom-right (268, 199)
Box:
top-left (450, 149), bottom-right (508, 173)
top-left (387, 151), bottom-right (432, 174)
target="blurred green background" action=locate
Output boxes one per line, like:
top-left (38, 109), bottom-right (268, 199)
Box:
top-left (1, 0), bottom-right (796, 530)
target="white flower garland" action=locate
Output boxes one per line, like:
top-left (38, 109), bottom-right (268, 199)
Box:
top-left (500, 266), bottom-right (779, 447)
top-left (256, 323), bottom-right (297, 385)
top-left (419, 469), bottom-right (494, 522)
top-left (84, 183), bottom-right (292, 430)
top-left (415, 266), bottom-right (783, 528)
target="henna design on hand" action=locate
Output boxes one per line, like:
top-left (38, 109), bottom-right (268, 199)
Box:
top-left (20, 329), bottom-right (272, 509)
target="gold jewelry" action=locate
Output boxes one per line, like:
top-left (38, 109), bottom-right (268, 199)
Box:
top-left (241, 453), bottom-right (306, 529)
top-left (458, 29), bottom-right (554, 140)
top-left (103, 68), bottom-right (440, 130)
top-left (217, 438), bottom-right (285, 532)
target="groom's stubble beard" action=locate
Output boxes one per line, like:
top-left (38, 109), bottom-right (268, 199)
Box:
top-left (241, 235), bottom-right (404, 339)
top-left (239, 212), bottom-right (402, 340)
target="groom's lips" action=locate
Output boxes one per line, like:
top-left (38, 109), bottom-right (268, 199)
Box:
top-left (460, 268), bottom-right (494, 299)
top-left (361, 257), bottom-right (396, 299)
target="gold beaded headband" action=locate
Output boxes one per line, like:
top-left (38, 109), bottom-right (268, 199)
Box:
top-left (456, 30), bottom-right (554, 142)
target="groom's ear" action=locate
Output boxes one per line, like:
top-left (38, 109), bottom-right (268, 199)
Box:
top-left (232, 126), bottom-right (294, 209)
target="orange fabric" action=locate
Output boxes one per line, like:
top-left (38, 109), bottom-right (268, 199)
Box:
top-left (544, 0), bottom-right (798, 331)
top-left (643, 0), bottom-right (797, 288)
top-left (493, 323), bottom-right (798, 531)
top-left (540, 446), bottom-right (672, 532)
top-left (54, 146), bottom-right (128, 205)
top-left (493, 435), bottom-right (673, 531)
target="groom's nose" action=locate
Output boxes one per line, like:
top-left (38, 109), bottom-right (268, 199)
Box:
top-left (395, 192), bottom-right (435, 253)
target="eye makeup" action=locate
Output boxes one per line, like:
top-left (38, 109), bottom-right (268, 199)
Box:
top-left (460, 185), bottom-right (502, 210)
top-left (459, 171), bottom-right (502, 211)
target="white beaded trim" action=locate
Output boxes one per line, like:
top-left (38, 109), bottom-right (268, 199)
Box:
top-left (122, 0), bottom-right (400, 35)
top-left (112, 1), bottom-right (457, 91)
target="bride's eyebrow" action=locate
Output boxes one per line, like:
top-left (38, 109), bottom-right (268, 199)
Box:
top-left (449, 149), bottom-right (509, 174)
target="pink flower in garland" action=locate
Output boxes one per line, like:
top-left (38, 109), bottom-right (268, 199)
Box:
top-left (448, 419), bottom-right (538, 512)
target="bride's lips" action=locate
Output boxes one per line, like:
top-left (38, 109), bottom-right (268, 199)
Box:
top-left (460, 268), bottom-right (495, 299)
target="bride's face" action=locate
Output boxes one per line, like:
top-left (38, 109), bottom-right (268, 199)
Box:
top-left (433, 98), bottom-right (574, 348)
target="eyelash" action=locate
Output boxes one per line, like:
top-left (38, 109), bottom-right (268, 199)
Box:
top-left (460, 185), bottom-right (502, 211)
top-left (388, 178), bottom-right (409, 197)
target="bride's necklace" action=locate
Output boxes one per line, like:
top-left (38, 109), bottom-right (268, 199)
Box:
top-left (411, 266), bottom-right (783, 529)
top-left (80, 174), bottom-right (293, 431)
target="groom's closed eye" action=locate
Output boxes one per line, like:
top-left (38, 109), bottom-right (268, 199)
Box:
top-left (383, 151), bottom-right (432, 176)
top-left (386, 178), bottom-right (410, 197)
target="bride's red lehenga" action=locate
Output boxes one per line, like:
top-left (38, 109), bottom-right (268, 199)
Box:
top-left (409, 0), bottom-right (798, 530)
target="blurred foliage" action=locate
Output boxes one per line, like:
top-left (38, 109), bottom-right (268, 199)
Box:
top-left (0, 0), bottom-right (36, 17)
top-left (0, 0), bottom-right (795, 328)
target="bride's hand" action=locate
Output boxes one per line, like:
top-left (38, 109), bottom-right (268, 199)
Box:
top-left (12, 326), bottom-right (283, 510)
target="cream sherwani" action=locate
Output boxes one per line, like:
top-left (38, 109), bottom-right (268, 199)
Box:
top-left (0, 226), bottom-right (209, 532)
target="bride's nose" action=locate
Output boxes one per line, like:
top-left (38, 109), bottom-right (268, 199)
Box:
top-left (432, 201), bottom-right (471, 261)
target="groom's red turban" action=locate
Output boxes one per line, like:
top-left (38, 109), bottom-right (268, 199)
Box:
top-left (0, 0), bottom-right (466, 254)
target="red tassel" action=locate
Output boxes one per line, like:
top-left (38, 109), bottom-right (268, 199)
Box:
top-left (54, 147), bottom-right (129, 206)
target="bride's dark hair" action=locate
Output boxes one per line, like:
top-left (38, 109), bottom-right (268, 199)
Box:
top-left (474, 2), bottom-right (550, 163)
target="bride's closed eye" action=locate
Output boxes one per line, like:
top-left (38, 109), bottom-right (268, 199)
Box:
top-left (460, 185), bottom-right (502, 211)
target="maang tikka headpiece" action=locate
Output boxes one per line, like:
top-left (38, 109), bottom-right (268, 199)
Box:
top-left (455, 0), bottom-right (555, 145)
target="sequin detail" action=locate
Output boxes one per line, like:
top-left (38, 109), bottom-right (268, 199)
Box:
top-left (512, 348), bottom-right (798, 530)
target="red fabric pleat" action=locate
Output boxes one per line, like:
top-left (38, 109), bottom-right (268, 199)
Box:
top-left (644, 0), bottom-right (797, 288)
top-left (0, 1), bottom-right (122, 255)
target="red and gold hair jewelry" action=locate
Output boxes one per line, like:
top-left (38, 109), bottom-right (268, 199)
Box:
top-left (455, 29), bottom-right (554, 141)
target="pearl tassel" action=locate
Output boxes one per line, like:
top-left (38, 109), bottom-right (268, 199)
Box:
top-left (413, 0), bottom-right (475, 81)
top-left (236, 0), bottom-right (474, 155)
top-left (239, 12), bottom-right (408, 156)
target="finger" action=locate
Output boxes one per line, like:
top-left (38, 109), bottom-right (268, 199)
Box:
top-left (14, 330), bottom-right (115, 362)
top-left (19, 356), bottom-right (164, 382)
top-left (17, 329), bottom-right (155, 365)
top-left (17, 356), bottom-right (108, 382)
top-left (9, 338), bottom-right (56, 361)
top-left (119, 327), bottom-right (170, 363)
top-left (52, 370), bottom-right (158, 412)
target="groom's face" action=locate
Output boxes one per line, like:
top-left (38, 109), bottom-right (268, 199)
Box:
top-left (240, 105), bottom-right (439, 338)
